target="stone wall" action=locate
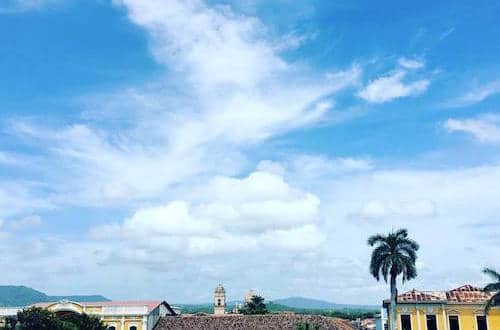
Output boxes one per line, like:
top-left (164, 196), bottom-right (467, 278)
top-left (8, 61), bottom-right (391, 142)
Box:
top-left (155, 314), bottom-right (356, 330)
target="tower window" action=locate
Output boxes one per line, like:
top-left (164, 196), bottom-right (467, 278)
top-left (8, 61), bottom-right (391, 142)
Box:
top-left (218, 299), bottom-right (221, 306)
top-left (129, 327), bottom-right (137, 330)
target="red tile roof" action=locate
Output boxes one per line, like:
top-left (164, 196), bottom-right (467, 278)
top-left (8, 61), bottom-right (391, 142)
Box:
top-left (397, 289), bottom-right (444, 302)
top-left (394, 284), bottom-right (493, 304)
top-left (446, 285), bottom-right (492, 303)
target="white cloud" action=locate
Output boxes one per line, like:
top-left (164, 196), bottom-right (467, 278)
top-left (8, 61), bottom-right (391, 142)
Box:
top-left (444, 114), bottom-right (500, 144)
top-left (5, 0), bottom-right (498, 305)
top-left (398, 57), bottom-right (425, 70)
top-left (289, 154), bottom-right (374, 180)
top-left (352, 199), bottom-right (436, 220)
top-left (9, 215), bottom-right (43, 230)
top-left (358, 70), bottom-right (429, 103)
top-left (0, 182), bottom-right (51, 218)
top-left (452, 80), bottom-right (500, 106)
top-left (91, 169), bottom-right (324, 258)
top-left (9, 0), bottom-right (360, 207)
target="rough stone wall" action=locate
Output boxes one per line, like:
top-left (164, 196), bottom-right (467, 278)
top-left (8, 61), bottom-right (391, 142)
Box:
top-left (155, 314), bottom-right (356, 330)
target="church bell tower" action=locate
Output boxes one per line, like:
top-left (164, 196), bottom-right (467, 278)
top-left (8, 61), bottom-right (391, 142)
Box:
top-left (214, 283), bottom-right (226, 316)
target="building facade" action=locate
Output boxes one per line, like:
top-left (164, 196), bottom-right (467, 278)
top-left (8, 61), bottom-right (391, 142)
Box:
top-left (383, 285), bottom-right (499, 330)
top-left (0, 299), bottom-right (177, 330)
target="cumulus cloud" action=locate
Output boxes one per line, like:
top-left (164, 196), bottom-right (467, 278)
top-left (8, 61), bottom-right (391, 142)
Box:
top-left (358, 70), bottom-right (429, 103)
top-left (444, 114), bottom-right (500, 144)
top-left (91, 169), bottom-right (324, 258)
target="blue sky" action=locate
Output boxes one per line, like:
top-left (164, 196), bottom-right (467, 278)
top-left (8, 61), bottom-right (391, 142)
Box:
top-left (1, 0), bottom-right (499, 304)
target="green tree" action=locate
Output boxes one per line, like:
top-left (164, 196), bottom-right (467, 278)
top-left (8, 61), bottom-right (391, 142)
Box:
top-left (368, 229), bottom-right (419, 330)
top-left (240, 295), bottom-right (268, 315)
top-left (58, 313), bottom-right (107, 330)
top-left (483, 268), bottom-right (500, 314)
top-left (16, 307), bottom-right (61, 330)
top-left (6, 307), bottom-right (107, 330)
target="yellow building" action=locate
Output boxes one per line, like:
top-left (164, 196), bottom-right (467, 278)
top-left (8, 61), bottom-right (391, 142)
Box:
top-left (0, 299), bottom-right (178, 330)
top-left (383, 285), bottom-right (499, 330)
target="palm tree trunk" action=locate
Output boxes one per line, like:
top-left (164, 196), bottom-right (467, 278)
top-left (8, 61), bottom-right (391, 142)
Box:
top-left (390, 274), bottom-right (397, 330)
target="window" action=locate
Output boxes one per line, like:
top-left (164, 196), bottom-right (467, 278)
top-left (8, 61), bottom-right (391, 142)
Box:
top-left (129, 327), bottom-right (137, 330)
top-left (426, 315), bottom-right (437, 330)
top-left (401, 314), bottom-right (412, 330)
top-left (449, 315), bottom-right (460, 330)
top-left (476, 316), bottom-right (488, 330)
top-left (108, 327), bottom-right (116, 330)
top-left (218, 298), bottom-right (221, 306)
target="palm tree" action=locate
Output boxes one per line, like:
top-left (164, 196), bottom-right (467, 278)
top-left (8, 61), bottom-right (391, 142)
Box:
top-left (483, 267), bottom-right (500, 314)
top-left (368, 229), bottom-right (419, 330)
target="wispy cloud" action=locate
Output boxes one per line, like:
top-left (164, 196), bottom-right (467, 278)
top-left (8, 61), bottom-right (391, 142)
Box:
top-left (439, 27), bottom-right (455, 41)
top-left (451, 80), bottom-right (500, 107)
top-left (444, 114), bottom-right (500, 144)
top-left (8, 215), bottom-right (43, 230)
top-left (398, 57), bottom-right (425, 70)
top-left (9, 0), bottom-right (361, 207)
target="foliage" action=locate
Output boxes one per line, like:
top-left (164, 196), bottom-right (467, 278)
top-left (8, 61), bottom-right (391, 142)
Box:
top-left (482, 267), bottom-right (500, 314)
top-left (367, 229), bottom-right (419, 283)
top-left (58, 312), bottom-right (107, 330)
top-left (2, 307), bottom-right (107, 330)
top-left (16, 307), bottom-right (62, 330)
top-left (367, 228), bottom-right (419, 330)
top-left (239, 295), bottom-right (268, 315)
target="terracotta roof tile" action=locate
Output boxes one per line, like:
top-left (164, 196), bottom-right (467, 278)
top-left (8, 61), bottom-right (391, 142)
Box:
top-left (446, 285), bottom-right (492, 303)
top-left (394, 284), bottom-right (493, 304)
top-left (397, 289), bottom-right (444, 302)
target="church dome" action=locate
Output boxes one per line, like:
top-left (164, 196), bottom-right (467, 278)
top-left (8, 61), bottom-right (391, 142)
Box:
top-left (214, 284), bottom-right (225, 294)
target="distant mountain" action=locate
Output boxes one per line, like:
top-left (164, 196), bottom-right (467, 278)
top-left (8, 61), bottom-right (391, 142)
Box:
top-left (272, 297), bottom-right (377, 310)
top-left (0, 286), bottom-right (109, 307)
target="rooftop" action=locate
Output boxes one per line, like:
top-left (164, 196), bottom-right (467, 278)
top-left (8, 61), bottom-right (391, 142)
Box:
top-left (386, 284), bottom-right (493, 304)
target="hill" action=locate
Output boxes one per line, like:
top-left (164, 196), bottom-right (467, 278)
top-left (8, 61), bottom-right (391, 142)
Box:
top-left (271, 297), bottom-right (377, 311)
top-left (0, 286), bottom-right (109, 307)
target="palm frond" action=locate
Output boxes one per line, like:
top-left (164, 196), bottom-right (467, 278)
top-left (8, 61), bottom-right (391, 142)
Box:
top-left (485, 292), bottom-right (499, 314)
top-left (484, 282), bottom-right (500, 293)
top-left (483, 268), bottom-right (500, 281)
top-left (394, 228), bottom-right (408, 238)
top-left (368, 234), bottom-right (386, 246)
